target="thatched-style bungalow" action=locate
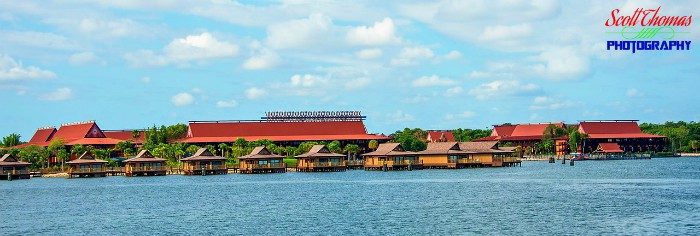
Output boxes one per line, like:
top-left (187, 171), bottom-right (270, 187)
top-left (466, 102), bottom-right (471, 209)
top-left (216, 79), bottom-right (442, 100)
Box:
top-left (458, 141), bottom-right (517, 167)
top-left (296, 145), bottom-right (346, 172)
top-left (417, 142), bottom-right (473, 169)
top-left (181, 148), bottom-right (227, 175)
top-left (123, 150), bottom-right (167, 177)
top-left (66, 152), bottom-right (108, 178)
top-left (362, 143), bottom-right (421, 171)
top-left (0, 154), bottom-right (31, 180)
top-left (238, 146), bottom-right (286, 174)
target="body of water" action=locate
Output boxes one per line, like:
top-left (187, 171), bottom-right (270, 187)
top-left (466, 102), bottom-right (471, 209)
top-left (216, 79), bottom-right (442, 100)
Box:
top-left (2, 158), bottom-right (700, 235)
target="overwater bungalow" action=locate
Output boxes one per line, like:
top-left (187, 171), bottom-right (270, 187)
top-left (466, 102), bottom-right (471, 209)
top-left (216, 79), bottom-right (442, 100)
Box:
top-left (0, 154), bottom-right (31, 180)
top-left (181, 148), bottom-right (228, 175)
top-left (296, 145), bottom-right (346, 172)
top-left (123, 150), bottom-right (167, 177)
top-left (417, 142), bottom-right (474, 169)
top-left (458, 141), bottom-right (518, 167)
top-left (66, 152), bottom-right (108, 178)
top-left (238, 146), bottom-right (286, 174)
top-left (362, 143), bottom-right (422, 171)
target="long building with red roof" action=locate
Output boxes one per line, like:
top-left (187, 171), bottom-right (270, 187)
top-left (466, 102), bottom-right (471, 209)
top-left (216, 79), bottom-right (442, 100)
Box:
top-left (19, 121), bottom-right (143, 148)
top-left (578, 120), bottom-right (666, 153)
top-left (180, 111), bottom-right (390, 148)
top-left (476, 122), bottom-right (566, 147)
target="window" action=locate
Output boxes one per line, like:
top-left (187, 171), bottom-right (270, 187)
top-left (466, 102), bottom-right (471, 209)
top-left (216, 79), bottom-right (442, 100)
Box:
top-left (270, 159), bottom-right (280, 164)
top-left (258, 160), bottom-right (268, 165)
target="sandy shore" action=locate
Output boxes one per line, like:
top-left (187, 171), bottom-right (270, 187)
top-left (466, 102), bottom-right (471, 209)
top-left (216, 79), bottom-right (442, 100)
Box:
top-left (42, 173), bottom-right (69, 178)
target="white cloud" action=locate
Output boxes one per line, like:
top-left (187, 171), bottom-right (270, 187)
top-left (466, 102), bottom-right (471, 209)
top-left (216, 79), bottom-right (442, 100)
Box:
top-left (291, 74), bottom-right (327, 88)
top-left (245, 87), bottom-right (266, 99)
top-left (478, 23), bottom-right (533, 42)
top-left (391, 46), bottom-right (434, 66)
top-left (446, 86), bottom-right (463, 96)
top-left (125, 32), bottom-right (239, 67)
top-left (0, 55), bottom-right (56, 80)
top-left (411, 75), bottom-right (455, 87)
top-left (355, 48), bottom-right (383, 59)
top-left (265, 13), bottom-right (334, 49)
top-left (243, 48), bottom-right (279, 70)
top-left (444, 50), bottom-right (462, 60)
top-left (468, 80), bottom-right (540, 100)
top-left (344, 77), bottom-right (371, 90)
top-left (388, 110), bottom-right (415, 122)
top-left (445, 111), bottom-right (476, 120)
top-left (216, 99), bottom-right (238, 108)
top-left (41, 87), bottom-right (72, 101)
top-left (529, 96), bottom-right (574, 110)
top-left (626, 88), bottom-right (644, 97)
top-left (141, 77), bottom-right (151, 83)
top-left (171, 92), bottom-right (194, 106)
top-left (403, 94), bottom-right (429, 104)
top-left (346, 17), bottom-right (398, 45)
top-left (533, 47), bottom-right (589, 79)
top-left (68, 52), bottom-right (98, 65)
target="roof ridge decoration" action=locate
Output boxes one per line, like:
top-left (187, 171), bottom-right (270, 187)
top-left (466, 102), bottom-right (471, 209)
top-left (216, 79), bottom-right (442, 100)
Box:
top-left (61, 120), bottom-right (96, 127)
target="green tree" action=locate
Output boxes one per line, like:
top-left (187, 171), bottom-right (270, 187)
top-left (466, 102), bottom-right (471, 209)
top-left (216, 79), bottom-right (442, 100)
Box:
top-left (568, 130), bottom-right (581, 153)
top-left (218, 143), bottom-right (230, 157)
top-left (47, 139), bottom-right (66, 167)
top-left (327, 140), bottom-right (342, 153)
top-left (70, 144), bottom-right (86, 159)
top-left (453, 128), bottom-right (491, 142)
top-left (204, 144), bottom-right (217, 155)
top-left (368, 140), bottom-right (379, 150)
top-left (390, 128), bottom-right (427, 152)
top-left (114, 141), bottom-right (135, 157)
top-left (2, 133), bottom-right (21, 147)
top-left (690, 140), bottom-right (700, 152)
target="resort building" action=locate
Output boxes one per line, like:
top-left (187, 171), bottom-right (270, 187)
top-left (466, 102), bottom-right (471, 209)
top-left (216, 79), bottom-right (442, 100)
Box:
top-left (295, 144), bottom-right (346, 172)
top-left (458, 141), bottom-right (518, 167)
top-left (578, 120), bottom-right (667, 153)
top-left (66, 152), bottom-right (108, 178)
top-left (417, 142), bottom-right (472, 168)
top-left (238, 146), bottom-right (286, 174)
top-left (179, 111), bottom-right (390, 150)
top-left (426, 130), bottom-right (455, 142)
top-left (476, 122), bottom-right (566, 154)
top-left (0, 154), bottom-right (31, 180)
top-left (362, 143), bottom-right (422, 171)
top-left (180, 148), bottom-right (228, 175)
top-left (123, 150), bottom-right (167, 177)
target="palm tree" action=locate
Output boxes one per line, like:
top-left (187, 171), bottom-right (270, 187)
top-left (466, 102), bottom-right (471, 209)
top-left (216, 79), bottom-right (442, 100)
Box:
top-left (1, 133), bottom-right (21, 147)
top-left (218, 143), bottom-right (229, 157)
top-left (368, 140), bottom-right (379, 150)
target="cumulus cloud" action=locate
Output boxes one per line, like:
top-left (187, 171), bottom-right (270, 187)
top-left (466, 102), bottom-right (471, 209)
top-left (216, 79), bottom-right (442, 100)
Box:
top-left (445, 111), bottom-right (476, 120)
top-left (355, 48), bottom-right (383, 59)
top-left (125, 32), bottom-right (239, 67)
top-left (478, 23), bottom-right (533, 42)
top-left (344, 77), bottom-right (371, 90)
top-left (171, 92), bottom-right (194, 106)
top-left (446, 86), bottom-right (463, 96)
top-left (216, 99), bottom-right (238, 108)
top-left (291, 74), bottom-right (328, 88)
top-left (69, 52), bottom-right (99, 65)
top-left (468, 80), bottom-right (540, 100)
top-left (245, 87), bottom-right (266, 99)
top-left (411, 75), bottom-right (455, 87)
top-left (388, 110), bottom-right (415, 122)
top-left (532, 47), bottom-right (589, 79)
top-left (626, 88), bottom-right (644, 97)
top-left (444, 50), bottom-right (462, 60)
top-left (346, 18), bottom-right (398, 45)
top-left (529, 96), bottom-right (574, 110)
top-left (0, 55), bottom-right (56, 80)
top-left (41, 87), bottom-right (72, 101)
top-left (243, 49), bottom-right (279, 70)
top-left (265, 14), bottom-right (334, 49)
top-left (391, 46), bottom-right (434, 66)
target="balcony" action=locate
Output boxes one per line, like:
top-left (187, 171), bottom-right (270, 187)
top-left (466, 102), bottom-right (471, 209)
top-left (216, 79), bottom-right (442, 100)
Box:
top-left (0, 169), bottom-right (30, 175)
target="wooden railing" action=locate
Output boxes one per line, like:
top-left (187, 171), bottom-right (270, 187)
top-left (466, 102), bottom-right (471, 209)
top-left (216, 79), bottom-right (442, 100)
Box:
top-left (183, 165), bottom-right (227, 171)
top-left (0, 169), bottom-right (30, 175)
top-left (243, 163), bottom-right (286, 170)
top-left (127, 166), bottom-right (168, 172)
top-left (347, 160), bottom-right (364, 166)
top-left (68, 167), bottom-right (107, 174)
top-left (454, 159), bottom-right (481, 164)
top-left (366, 160), bottom-right (422, 167)
top-left (305, 161), bottom-right (346, 168)
top-left (503, 157), bottom-right (521, 162)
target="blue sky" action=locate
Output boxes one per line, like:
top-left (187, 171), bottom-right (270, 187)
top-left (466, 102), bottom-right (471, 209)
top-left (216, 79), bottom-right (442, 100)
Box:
top-left (1, 0), bottom-right (699, 140)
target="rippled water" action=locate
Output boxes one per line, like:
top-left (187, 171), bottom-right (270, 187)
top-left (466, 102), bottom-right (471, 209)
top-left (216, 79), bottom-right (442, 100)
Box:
top-left (2, 158), bottom-right (700, 235)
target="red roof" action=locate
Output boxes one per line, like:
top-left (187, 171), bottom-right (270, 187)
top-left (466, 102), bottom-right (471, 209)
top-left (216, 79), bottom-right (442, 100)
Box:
top-left (29, 128), bottom-right (56, 143)
top-left (596, 143), bottom-right (624, 153)
top-left (54, 122), bottom-right (105, 140)
top-left (103, 130), bottom-right (145, 144)
top-left (182, 120), bottom-right (389, 143)
top-left (426, 131), bottom-right (455, 142)
top-left (477, 123), bottom-right (564, 142)
top-left (579, 121), bottom-right (664, 139)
